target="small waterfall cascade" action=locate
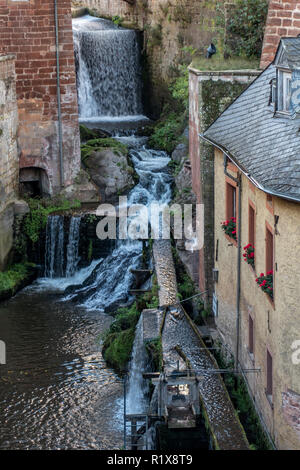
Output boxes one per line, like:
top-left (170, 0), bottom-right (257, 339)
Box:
top-left (126, 315), bottom-right (149, 414)
top-left (65, 217), bottom-right (81, 278)
top-left (73, 15), bottom-right (143, 119)
top-left (44, 216), bottom-right (65, 278)
top-left (44, 216), bottom-right (81, 279)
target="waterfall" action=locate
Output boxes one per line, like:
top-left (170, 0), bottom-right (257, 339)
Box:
top-left (44, 216), bottom-right (65, 278)
top-left (73, 15), bottom-right (142, 119)
top-left (65, 217), bottom-right (81, 278)
top-left (126, 315), bottom-right (149, 414)
top-left (44, 216), bottom-right (82, 279)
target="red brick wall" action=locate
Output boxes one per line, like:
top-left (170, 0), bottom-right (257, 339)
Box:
top-left (260, 0), bottom-right (300, 69)
top-left (0, 0), bottom-right (80, 194)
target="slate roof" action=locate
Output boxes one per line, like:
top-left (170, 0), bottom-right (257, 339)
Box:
top-left (203, 44), bottom-right (300, 202)
top-left (276, 37), bottom-right (300, 69)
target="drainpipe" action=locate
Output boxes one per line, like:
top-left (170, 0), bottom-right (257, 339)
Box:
top-left (54, 0), bottom-right (64, 188)
top-left (223, 155), bottom-right (242, 371)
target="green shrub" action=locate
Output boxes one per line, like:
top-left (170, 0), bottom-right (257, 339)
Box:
top-left (148, 65), bottom-right (188, 154)
top-left (226, 0), bottom-right (268, 58)
top-left (103, 328), bottom-right (136, 371)
top-left (0, 263), bottom-right (36, 294)
top-left (24, 198), bottom-right (81, 244)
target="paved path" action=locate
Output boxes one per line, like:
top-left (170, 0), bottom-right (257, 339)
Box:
top-left (153, 240), bottom-right (178, 307)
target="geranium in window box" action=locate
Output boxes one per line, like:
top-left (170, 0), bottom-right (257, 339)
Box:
top-left (243, 243), bottom-right (255, 268)
top-left (221, 217), bottom-right (236, 240)
top-left (256, 271), bottom-right (273, 300)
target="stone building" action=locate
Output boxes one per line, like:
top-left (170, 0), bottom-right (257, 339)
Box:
top-left (0, 0), bottom-right (80, 196)
top-left (0, 55), bottom-right (19, 270)
top-left (188, 66), bottom-right (259, 301)
top-left (201, 37), bottom-right (300, 449)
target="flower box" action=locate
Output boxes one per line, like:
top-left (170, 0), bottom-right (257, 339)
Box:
top-left (256, 271), bottom-right (273, 300)
top-left (221, 217), bottom-right (237, 240)
top-left (243, 243), bottom-right (255, 268)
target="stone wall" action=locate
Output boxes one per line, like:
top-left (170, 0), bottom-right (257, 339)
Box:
top-left (0, 0), bottom-right (80, 194)
top-left (0, 55), bottom-right (18, 270)
top-left (260, 0), bottom-right (300, 69)
top-left (188, 68), bottom-right (259, 304)
top-left (214, 149), bottom-right (300, 449)
top-left (72, 0), bottom-right (221, 115)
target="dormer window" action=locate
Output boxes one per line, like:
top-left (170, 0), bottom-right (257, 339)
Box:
top-left (277, 69), bottom-right (292, 113)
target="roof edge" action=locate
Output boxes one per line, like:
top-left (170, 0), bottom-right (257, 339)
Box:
top-left (199, 133), bottom-right (300, 204)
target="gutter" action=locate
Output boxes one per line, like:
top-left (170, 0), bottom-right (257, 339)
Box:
top-left (199, 133), bottom-right (300, 203)
top-left (54, 0), bottom-right (64, 187)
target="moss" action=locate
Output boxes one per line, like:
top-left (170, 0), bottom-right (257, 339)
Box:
top-left (81, 137), bottom-right (129, 162)
top-left (23, 197), bottom-right (81, 244)
top-left (102, 276), bottom-right (159, 372)
top-left (103, 328), bottom-right (136, 371)
top-left (145, 338), bottom-right (163, 372)
top-left (0, 262), bottom-right (37, 298)
top-left (190, 55), bottom-right (260, 71)
top-left (213, 346), bottom-right (273, 450)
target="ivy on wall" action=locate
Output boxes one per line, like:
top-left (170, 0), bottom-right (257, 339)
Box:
top-left (225, 0), bottom-right (268, 58)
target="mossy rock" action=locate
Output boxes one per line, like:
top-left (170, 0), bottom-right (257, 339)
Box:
top-left (103, 327), bottom-right (136, 372)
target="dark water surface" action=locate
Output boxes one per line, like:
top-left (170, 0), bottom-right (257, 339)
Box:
top-left (0, 286), bottom-right (123, 450)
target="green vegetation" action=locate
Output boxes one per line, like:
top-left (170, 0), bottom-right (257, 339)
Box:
top-left (0, 262), bottom-right (36, 296)
top-left (112, 15), bottom-right (123, 27)
top-left (102, 277), bottom-right (159, 372)
top-left (81, 137), bottom-right (128, 162)
top-left (148, 65), bottom-right (189, 154)
top-left (191, 55), bottom-right (259, 71)
top-left (24, 197), bottom-right (81, 244)
top-left (226, 0), bottom-right (268, 58)
top-left (213, 347), bottom-right (273, 450)
top-left (145, 338), bottom-right (163, 372)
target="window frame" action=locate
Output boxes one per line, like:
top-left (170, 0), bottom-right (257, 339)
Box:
top-left (277, 68), bottom-right (292, 114)
top-left (248, 314), bottom-right (254, 358)
top-left (266, 349), bottom-right (273, 406)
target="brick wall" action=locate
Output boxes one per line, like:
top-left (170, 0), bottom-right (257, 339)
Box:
top-left (0, 0), bottom-right (80, 194)
top-left (260, 0), bottom-right (300, 69)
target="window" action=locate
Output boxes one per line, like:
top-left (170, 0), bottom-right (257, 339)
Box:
top-left (266, 350), bottom-right (273, 398)
top-left (226, 182), bottom-right (236, 220)
top-left (277, 70), bottom-right (292, 112)
top-left (249, 315), bottom-right (254, 356)
top-left (266, 226), bottom-right (274, 273)
top-left (248, 204), bottom-right (255, 247)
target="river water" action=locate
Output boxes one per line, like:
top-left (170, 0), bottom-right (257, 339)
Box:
top-left (0, 15), bottom-right (172, 450)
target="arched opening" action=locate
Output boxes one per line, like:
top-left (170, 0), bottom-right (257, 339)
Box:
top-left (19, 167), bottom-right (50, 198)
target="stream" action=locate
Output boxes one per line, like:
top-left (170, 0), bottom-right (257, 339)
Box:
top-left (0, 15), bottom-right (172, 450)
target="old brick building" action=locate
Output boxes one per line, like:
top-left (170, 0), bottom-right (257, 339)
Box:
top-left (261, 0), bottom-right (300, 68)
top-left (0, 0), bottom-right (80, 196)
top-left (202, 36), bottom-right (300, 449)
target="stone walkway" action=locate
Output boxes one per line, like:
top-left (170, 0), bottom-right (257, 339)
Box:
top-left (153, 240), bottom-right (178, 307)
top-left (152, 239), bottom-right (249, 450)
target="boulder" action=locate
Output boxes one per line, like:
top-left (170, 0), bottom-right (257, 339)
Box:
top-left (84, 148), bottom-right (137, 203)
top-left (61, 169), bottom-right (101, 204)
top-left (171, 141), bottom-right (188, 164)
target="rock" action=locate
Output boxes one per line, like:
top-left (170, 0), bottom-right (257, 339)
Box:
top-left (13, 200), bottom-right (29, 216)
top-left (60, 168), bottom-right (101, 204)
top-left (84, 148), bottom-right (137, 203)
top-left (171, 141), bottom-right (188, 164)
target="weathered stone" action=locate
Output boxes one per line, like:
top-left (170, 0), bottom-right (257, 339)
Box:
top-left (60, 169), bottom-right (101, 204)
top-left (0, 204), bottom-right (14, 271)
top-left (13, 200), bottom-right (29, 216)
top-left (84, 148), bottom-right (136, 202)
top-left (171, 142), bottom-right (188, 164)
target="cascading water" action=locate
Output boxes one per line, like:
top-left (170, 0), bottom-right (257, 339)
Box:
top-left (65, 217), bottom-right (81, 278)
top-left (44, 216), bottom-right (82, 279)
top-left (126, 315), bottom-right (149, 414)
top-left (73, 15), bottom-right (143, 120)
top-left (44, 215), bottom-right (65, 278)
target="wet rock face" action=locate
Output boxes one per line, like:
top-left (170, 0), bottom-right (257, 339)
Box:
top-left (60, 168), bottom-right (101, 204)
top-left (84, 148), bottom-right (136, 203)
